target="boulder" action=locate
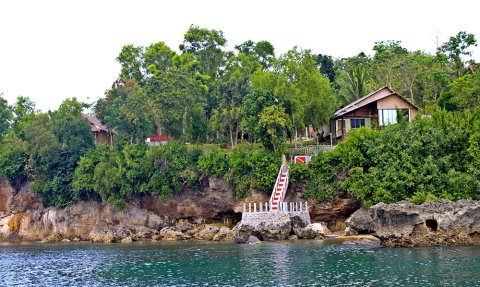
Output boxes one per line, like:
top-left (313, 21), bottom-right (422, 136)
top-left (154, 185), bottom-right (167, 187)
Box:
top-left (212, 227), bottom-right (236, 241)
top-left (121, 236), bottom-right (133, 243)
top-left (294, 222), bottom-right (329, 239)
top-left (159, 227), bottom-right (186, 241)
top-left (42, 233), bottom-right (63, 243)
top-left (246, 235), bottom-right (261, 244)
top-left (195, 225), bottom-right (220, 241)
top-left (175, 219), bottom-right (194, 232)
top-left (308, 192), bottom-right (361, 231)
top-left (346, 200), bottom-right (480, 247)
top-left (89, 225), bottom-right (116, 243)
top-left (237, 212), bottom-right (299, 240)
top-left (233, 236), bottom-right (246, 244)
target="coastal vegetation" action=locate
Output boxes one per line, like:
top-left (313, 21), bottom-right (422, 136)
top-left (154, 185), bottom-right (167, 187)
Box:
top-left (0, 27), bottom-right (479, 209)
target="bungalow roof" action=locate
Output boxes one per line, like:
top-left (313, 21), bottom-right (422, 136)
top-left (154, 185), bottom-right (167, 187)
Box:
top-left (82, 114), bottom-right (109, 132)
top-left (333, 86), bottom-right (420, 119)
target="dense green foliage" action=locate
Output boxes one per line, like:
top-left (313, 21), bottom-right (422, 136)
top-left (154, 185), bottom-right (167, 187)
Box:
top-left (0, 140), bottom-right (27, 183)
top-left (297, 110), bottom-right (480, 205)
top-left (73, 142), bottom-right (200, 209)
top-left (0, 28), bottom-right (479, 209)
top-left (198, 149), bottom-right (279, 198)
top-left (27, 110), bottom-right (94, 207)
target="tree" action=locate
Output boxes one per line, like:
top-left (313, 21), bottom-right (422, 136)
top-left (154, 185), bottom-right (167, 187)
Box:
top-left (438, 71), bottom-right (480, 110)
top-left (96, 79), bottom-right (153, 143)
top-left (11, 96), bottom-right (37, 140)
top-left (259, 105), bottom-right (291, 151)
top-left (439, 31), bottom-right (477, 71)
top-left (179, 25), bottom-right (227, 79)
top-left (117, 44), bottom-right (144, 84)
top-left (144, 41), bottom-right (176, 74)
top-left (371, 40), bottom-right (408, 87)
top-left (25, 105), bottom-right (94, 207)
top-left (240, 91), bottom-right (279, 143)
top-left (337, 64), bottom-right (368, 105)
top-left (0, 94), bottom-right (12, 137)
top-left (143, 67), bottom-right (204, 138)
top-left (316, 54), bottom-right (336, 83)
top-left (57, 97), bottom-right (89, 115)
top-left (253, 47), bottom-right (337, 142)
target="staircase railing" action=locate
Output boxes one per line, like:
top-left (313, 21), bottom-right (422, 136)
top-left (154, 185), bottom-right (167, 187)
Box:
top-left (269, 164), bottom-right (284, 209)
top-left (268, 164), bottom-right (290, 211)
top-left (279, 168), bottom-right (289, 206)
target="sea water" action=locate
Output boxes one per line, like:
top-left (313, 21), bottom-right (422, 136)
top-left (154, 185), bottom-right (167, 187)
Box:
top-left (1, 240), bottom-right (479, 286)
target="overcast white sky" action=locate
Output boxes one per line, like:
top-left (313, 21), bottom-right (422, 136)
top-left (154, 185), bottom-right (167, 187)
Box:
top-left (1, 0), bottom-right (479, 112)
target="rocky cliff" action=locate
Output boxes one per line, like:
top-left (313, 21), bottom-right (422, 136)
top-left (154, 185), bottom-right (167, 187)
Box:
top-left (0, 176), bottom-right (360, 243)
top-left (0, 176), bottom-right (240, 243)
top-left (346, 200), bottom-right (480, 247)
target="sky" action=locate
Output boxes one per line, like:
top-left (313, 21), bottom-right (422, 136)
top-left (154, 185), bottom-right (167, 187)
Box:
top-left (1, 0), bottom-right (479, 112)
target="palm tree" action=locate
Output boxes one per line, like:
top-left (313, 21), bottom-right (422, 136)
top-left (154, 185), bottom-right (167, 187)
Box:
top-left (338, 65), bottom-right (367, 105)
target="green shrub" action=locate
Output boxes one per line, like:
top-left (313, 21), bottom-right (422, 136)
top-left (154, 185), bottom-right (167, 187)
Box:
top-left (0, 141), bottom-right (27, 182)
top-left (198, 149), bottom-right (229, 178)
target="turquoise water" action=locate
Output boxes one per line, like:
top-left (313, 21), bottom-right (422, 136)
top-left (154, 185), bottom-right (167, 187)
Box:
top-left (1, 241), bottom-right (480, 286)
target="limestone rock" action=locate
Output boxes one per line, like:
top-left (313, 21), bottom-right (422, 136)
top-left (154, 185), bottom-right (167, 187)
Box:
top-left (308, 193), bottom-right (361, 231)
top-left (159, 227), bottom-right (186, 241)
top-left (121, 236), bottom-right (133, 243)
top-left (294, 222), bottom-right (330, 239)
top-left (336, 235), bottom-right (381, 245)
top-left (89, 225), bottom-right (116, 243)
top-left (175, 219), bottom-right (194, 232)
top-left (346, 200), bottom-right (480, 247)
top-left (233, 236), bottom-right (246, 244)
top-left (238, 211), bottom-right (311, 240)
top-left (212, 227), bottom-right (236, 241)
top-left (247, 235), bottom-right (261, 244)
top-left (42, 233), bottom-right (63, 243)
top-left (195, 225), bottom-right (220, 241)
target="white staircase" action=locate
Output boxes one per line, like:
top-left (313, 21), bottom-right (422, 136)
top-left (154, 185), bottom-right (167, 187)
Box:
top-left (269, 164), bottom-right (290, 211)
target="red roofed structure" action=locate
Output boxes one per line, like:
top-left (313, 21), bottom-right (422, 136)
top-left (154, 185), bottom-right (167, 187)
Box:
top-left (146, 134), bottom-right (169, 146)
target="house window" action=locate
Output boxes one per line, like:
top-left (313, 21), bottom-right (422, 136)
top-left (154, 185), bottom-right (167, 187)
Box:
top-left (381, 110), bottom-right (397, 125)
top-left (350, 119), bottom-right (365, 129)
top-left (380, 109), bottom-right (410, 126)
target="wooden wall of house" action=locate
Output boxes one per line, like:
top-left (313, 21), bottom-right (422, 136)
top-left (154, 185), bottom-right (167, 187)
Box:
top-left (377, 95), bottom-right (418, 121)
top-left (94, 131), bottom-right (111, 145)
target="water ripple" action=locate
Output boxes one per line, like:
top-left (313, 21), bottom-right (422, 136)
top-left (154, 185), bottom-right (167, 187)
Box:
top-left (1, 241), bottom-right (480, 286)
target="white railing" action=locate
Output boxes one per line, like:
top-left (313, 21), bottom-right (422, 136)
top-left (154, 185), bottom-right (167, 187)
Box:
top-left (290, 145), bottom-right (335, 156)
top-left (243, 201), bottom-right (309, 213)
top-left (268, 164), bottom-right (285, 208)
top-left (279, 168), bottom-right (289, 205)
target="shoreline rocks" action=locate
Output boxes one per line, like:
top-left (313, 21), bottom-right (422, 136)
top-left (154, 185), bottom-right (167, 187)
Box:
top-left (346, 200), bottom-right (480, 247)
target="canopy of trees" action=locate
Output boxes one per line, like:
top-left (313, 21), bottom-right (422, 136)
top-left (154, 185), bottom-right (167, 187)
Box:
top-left (0, 27), bottom-right (478, 208)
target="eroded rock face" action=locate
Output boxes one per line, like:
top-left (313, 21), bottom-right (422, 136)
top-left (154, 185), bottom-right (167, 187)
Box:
top-left (309, 193), bottom-right (361, 230)
top-left (237, 211), bottom-right (312, 241)
top-left (0, 177), bottom-right (241, 242)
top-left (346, 200), bottom-right (480, 247)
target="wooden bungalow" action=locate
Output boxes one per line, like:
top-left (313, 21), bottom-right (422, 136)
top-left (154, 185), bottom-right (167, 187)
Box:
top-left (82, 114), bottom-right (113, 145)
top-left (331, 86), bottom-right (419, 138)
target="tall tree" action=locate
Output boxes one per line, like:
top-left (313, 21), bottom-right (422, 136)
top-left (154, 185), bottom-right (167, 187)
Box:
top-left (0, 94), bottom-right (12, 137)
top-left (144, 41), bottom-right (176, 74)
top-left (11, 96), bottom-right (37, 140)
top-left (439, 31), bottom-right (477, 76)
top-left (96, 80), bottom-right (153, 143)
top-left (371, 40), bottom-right (408, 87)
top-left (179, 25), bottom-right (227, 79)
top-left (116, 44), bottom-right (144, 84)
top-left (316, 54), bottom-right (336, 83)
